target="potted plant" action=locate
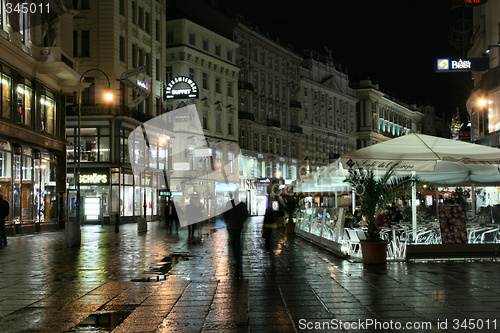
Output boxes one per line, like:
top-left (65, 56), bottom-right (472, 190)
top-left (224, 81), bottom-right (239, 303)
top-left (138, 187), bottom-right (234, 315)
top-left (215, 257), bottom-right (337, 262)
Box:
top-left (344, 163), bottom-right (417, 263)
top-left (444, 187), bottom-right (470, 206)
top-left (279, 194), bottom-right (303, 234)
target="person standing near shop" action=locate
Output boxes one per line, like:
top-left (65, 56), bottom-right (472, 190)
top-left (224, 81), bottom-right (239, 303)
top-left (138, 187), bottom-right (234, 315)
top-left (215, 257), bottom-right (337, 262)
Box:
top-left (0, 194), bottom-right (10, 246)
top-left (186, 195), bottom-right (204, 237)
top-left (165, 200), bottom-right (174, 233)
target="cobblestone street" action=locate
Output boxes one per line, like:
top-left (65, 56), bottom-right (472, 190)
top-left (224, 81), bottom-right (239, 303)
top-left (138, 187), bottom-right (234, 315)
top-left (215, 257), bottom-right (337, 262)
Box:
top-left (0, 217), bottom-right (499, 332)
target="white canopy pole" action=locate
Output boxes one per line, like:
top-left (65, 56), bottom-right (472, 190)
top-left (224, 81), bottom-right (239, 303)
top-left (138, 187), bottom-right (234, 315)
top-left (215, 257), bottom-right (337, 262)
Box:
top-left (471, 184), bottom-right (476, 219)
top-left (335, 192), bottom-right (338, 208)
top-left (352, 191), bottom-right (356, 213)
top-left (412, 171), bottom-right (417, 242)
top-left (436, 188), bottom-right (439, 217)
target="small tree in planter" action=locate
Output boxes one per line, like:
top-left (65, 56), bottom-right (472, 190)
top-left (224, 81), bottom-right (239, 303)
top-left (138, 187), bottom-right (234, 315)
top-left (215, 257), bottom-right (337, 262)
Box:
top-left (344, 164), bottom-right (418, 263)
top-left (280, 194), bottom-right (303, 234)
top-left (444, 187), bottom-right (471, 206)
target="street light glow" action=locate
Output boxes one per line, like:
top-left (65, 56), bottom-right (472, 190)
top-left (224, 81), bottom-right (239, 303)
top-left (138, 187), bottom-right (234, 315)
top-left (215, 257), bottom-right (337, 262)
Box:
top-left (105, 92), bottom-right (113, 101)
top-left (478, 99), bottom-right (487, 107)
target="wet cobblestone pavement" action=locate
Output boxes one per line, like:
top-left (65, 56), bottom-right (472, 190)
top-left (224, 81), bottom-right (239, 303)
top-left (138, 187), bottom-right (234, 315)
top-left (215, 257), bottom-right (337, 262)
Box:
top-left (1, 217), bottom-right (500, 332)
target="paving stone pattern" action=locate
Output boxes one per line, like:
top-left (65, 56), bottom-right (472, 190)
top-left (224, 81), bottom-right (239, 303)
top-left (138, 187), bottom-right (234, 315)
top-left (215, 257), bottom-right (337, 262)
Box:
top-left (0, 217), bottom-right (499, 332)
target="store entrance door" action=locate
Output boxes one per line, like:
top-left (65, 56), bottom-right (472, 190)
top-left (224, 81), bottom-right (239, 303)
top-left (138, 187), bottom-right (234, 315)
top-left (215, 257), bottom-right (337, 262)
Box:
top-left (83, 196), bottom-right (103, 225)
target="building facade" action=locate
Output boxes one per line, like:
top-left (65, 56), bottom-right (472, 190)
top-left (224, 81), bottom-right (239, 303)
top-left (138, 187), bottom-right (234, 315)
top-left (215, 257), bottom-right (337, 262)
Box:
top-left (419, 105), bottom-right (449, 138)
top-left (163, 17), bottom-right (240, 216)
top-left (67, 0), bottom-right (239, 224)
top-left (234, 23), bottom-right (302, 215)
top-left (0, 2), bottom-right (79, 231)
top-left (352, 80), bottom-right (424, 148)
top-left (466, 0), bottom-right (500, 147)
top-left (67, 0), bottom-right (168, 224)
top-left (300, 56), bottom-right (358, 168)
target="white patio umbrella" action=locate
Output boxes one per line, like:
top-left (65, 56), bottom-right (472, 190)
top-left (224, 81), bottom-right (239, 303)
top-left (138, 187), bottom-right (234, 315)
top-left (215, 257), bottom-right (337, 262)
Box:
top-left (340, 133), bottom-right (500, 236)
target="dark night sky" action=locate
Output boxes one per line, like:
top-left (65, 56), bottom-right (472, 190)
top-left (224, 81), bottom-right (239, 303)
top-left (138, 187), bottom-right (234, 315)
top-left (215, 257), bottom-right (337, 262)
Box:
top-left (215, 0), bottom-right (475, 117)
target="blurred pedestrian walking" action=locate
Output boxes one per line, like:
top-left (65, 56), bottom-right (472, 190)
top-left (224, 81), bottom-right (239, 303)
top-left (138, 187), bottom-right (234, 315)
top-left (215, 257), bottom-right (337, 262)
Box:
top-left (223, 197), bottom-right (248, 264)
top-left (262, 208), bottom-right (276, 252)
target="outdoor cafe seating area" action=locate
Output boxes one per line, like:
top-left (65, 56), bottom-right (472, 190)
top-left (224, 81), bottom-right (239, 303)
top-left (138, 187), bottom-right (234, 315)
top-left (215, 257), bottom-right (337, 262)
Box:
top-left (295, 207), bottom-right (500, 260)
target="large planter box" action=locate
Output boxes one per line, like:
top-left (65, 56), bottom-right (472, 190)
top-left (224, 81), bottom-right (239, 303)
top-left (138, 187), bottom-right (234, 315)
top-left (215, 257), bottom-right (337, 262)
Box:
top-left (360, 241), bottom-right (389, 264)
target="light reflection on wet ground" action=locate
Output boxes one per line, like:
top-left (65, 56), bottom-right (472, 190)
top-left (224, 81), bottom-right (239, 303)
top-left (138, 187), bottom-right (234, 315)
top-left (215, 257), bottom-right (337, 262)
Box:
top-left (0, 218), bottom-right (499, 332)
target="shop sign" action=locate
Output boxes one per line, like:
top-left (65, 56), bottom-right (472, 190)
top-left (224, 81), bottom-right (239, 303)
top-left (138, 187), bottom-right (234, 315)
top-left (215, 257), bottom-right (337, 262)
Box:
top-left (171, 191), bottom-right (183, 196)
top-left (215, 183), bottom-right (238, 192)
top-left (79, 173), bottom-right (108, 185)
top-left (452, 0), bottom-right (487, 5)
top-left (241, 179), bottom-right (257, 190)
top-left (256, 178), bottom-right (272, 183)
top-left (436, 58), bottom-right (489, 72)
top-left (164, 76), bottom-right (199, 99)
top-left (159, 191), bottom-right (171, 196)
top-left (279, 157), bottom-right (285, 162)
top-left (292, 159), bottom-right (297, 163)
top-left (141, 177), bottom-right (151, 186)
top-left (137, 80), bottom-right (149, 90)
top-left (257, 154), bottom-right (264, 158)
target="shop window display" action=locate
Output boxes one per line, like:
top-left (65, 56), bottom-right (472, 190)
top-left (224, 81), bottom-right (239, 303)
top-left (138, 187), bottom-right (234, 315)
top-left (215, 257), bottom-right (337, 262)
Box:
top-left (68, 127), bottom-right (110, 163)
top-left (1, 73), bottom-right (11, 119)
top-left (40, 91), bottom-right (55, 134)
top-left (21, 150), bottom-right (33, 221)
top-left (16, 80), bottom-right (32, 125)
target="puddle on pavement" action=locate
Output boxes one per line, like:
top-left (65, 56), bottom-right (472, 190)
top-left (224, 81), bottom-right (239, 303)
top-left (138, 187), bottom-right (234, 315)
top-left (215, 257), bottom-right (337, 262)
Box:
top-left (131, 252), bottom-right (190, 282)
top-left (65, 309), bottom-right (135, 332)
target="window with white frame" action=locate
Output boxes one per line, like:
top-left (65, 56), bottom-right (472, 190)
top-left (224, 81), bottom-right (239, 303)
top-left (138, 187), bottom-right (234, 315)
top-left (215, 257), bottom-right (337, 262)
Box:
top-left (202, 73), bottom-right (208, 89)
top-left (215, 77), bottom-right (221, 93)
top-left (228, 152), bottom-right (234, 173)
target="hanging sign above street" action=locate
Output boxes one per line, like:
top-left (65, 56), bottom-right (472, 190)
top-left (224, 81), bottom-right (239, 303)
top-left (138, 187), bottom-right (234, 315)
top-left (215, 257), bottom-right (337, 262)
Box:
top-left (129, 95), bottom-right (148, 108)
top-left (119, 66), bottom-right (146, 80)
top-left (436, 57), bottom-right (489, 72)
top-left (164, 76), bottom-right (199, 100)
top-left (121, 78), bottom-right (150, 97)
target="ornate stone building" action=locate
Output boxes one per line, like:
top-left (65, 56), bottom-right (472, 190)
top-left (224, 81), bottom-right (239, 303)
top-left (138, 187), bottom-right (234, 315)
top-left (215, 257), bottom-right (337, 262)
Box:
top-left (351, 80), bottom-right (424, 148)
top-left (234, 23), bottom-right (302, 215)
top-left (300, 56), bottom-right (357, 168)
top-left (0, 1), bottom-right (78, 232)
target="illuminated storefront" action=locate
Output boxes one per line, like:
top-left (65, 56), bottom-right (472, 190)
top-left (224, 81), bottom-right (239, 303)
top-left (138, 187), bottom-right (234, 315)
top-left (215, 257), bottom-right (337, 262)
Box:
top-left (0, 61), bottom-right (69, 231)
top-left (67, 119), bottom-right (171, 224)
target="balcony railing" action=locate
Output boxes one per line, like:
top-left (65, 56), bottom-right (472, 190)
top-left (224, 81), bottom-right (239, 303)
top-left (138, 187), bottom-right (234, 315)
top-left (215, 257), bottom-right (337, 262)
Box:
top-left (267, 118), bottom-right (281, 128)
top-left (238, 111), bottom-right (255, 121)
top-left (66, 104), bottom-right (154, 122)
top-left (288, 125), bottom-right (303, 134)
top-left (290, 100), bottom-right (302, 108)
top-left (238, 81), bottom-right (254, 91)
top-left (329, 153), bottom-right (340, 160)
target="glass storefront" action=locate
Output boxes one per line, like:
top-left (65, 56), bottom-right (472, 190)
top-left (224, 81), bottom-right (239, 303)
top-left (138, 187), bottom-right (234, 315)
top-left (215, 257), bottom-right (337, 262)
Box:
top-left (0, 140), bottom-right (57, 223)
top-left (67, 127), bottom-right (111, 163)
